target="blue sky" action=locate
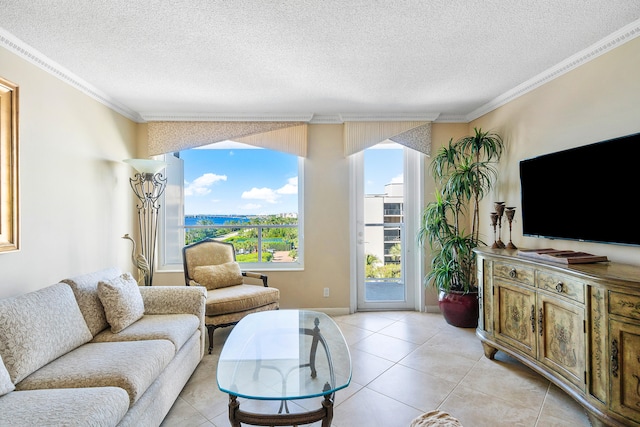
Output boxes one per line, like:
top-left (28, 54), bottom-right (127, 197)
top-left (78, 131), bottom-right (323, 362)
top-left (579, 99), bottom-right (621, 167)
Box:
top-left (181, 141), bottom-right (403, 215)
top-left (365, 143), bottom-right (404, 194)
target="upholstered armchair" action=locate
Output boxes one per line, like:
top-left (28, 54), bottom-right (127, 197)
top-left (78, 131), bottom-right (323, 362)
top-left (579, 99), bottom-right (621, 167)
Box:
top-left (182, 239), bottom-right (280, 353)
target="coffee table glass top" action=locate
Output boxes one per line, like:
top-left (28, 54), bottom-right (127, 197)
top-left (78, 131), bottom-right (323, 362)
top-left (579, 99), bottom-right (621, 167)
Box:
top-left (217, 310), bottom-right (352, 400)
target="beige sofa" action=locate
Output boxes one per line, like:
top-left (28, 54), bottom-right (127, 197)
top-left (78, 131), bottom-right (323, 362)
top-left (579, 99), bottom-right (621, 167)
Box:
top-left (0, 267), bottom-right (206, 427)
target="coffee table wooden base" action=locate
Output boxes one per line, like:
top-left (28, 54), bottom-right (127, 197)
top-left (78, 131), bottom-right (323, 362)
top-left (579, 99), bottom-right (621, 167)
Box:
top-left (228, 394), bottom-right (334, 427)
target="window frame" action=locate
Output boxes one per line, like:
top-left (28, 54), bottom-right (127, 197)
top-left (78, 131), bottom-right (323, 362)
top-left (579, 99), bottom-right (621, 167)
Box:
top-left (157, 152), bottom-right (304, 272)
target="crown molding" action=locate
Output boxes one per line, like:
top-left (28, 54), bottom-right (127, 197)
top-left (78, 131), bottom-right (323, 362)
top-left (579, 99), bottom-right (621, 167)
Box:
top-left (465, 18), bottom-right (640, 123)
top-left (142, 112), bottom-right (441, 123)
top-left (139, 112), bottom-right (315, 122)
top-left (308, 114), bottom-right (344, 124)
top-left (308, 113), bottom-right (441, 124)
top-left (433, 114), bottom-right (468, 123)
top-left (0, 27), bottom-right (143, 122)
top-left (337, 112), bottom-right (440, 122)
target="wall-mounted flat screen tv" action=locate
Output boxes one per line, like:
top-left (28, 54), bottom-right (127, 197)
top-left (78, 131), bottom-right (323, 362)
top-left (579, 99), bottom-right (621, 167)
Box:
top-left (519, 131), bottom-right (640, 247)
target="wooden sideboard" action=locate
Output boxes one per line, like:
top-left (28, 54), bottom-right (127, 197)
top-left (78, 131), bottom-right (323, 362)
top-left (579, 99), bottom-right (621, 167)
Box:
top-left (475, 247), bottom-right (640, 427)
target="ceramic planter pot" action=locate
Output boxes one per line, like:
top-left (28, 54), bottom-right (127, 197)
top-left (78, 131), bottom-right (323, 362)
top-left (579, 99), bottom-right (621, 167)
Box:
top-left (438, 290), bottom-right (479, 328)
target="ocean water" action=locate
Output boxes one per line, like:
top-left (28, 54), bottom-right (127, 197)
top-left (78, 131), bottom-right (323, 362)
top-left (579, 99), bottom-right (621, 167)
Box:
top-left (185, 215), bottom-right (250, 226)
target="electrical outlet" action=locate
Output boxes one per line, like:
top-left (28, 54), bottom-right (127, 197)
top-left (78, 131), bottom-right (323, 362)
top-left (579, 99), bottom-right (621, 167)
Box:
top-left (323, 287), bottom-right (330, 297)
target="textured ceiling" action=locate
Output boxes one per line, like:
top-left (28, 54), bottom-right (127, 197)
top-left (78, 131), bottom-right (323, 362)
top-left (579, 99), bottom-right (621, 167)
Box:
top-left (0, 1), bottom-right (639, 123)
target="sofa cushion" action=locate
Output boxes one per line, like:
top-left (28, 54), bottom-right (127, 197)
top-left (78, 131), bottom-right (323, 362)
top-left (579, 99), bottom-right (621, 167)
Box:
top-left (205, 284), bottom-right (280, 316)
top-left (0, 283), bottom-right (93, 384)
top-left (98, 273), bottom-right (145, 333)
top-left (16, 340), bottom-right (175, 406)
top-left (62, 267), bottom-right (122, 336)
top-left (0, 387), bottom-right (130, 426)
top-left (0, 354), bottom-right (14, 396)
top-left (92, 314), bottom-right (199, 353)
top-left (194, 262), bottom-right (244, 290)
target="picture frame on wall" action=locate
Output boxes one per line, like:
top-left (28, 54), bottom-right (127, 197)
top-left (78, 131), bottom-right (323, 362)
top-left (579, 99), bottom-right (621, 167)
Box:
top-left (0, 76), bottom-right (19, 253)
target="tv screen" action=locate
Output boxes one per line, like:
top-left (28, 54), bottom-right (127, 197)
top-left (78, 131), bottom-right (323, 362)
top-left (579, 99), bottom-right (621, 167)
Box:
top-left (519, 131), bottom-right (640, 247)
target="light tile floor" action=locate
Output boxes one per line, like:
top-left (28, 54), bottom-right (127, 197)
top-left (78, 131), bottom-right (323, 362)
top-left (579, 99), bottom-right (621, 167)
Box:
top-left (161, 311), bottom-right (591, 427)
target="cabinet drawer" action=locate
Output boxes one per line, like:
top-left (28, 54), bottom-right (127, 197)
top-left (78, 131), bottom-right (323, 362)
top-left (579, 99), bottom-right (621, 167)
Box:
top-left (537, 271), bottom-right (585, 304)
top-left (610, 291), bottom-right (640, 320)
top-left (494, 261), bottom-right (535, 286)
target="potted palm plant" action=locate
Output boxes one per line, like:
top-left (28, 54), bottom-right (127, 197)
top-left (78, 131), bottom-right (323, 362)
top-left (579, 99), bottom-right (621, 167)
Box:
top-left (418, 128), bottom-right (504, 327)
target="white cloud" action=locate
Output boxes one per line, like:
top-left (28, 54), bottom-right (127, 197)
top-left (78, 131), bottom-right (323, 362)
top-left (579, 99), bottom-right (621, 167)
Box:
top-left (390, 174), bottom-right (403, 184)
top-left (184, 173), bottom-right (227, 196)
top-left (241, 177), bottom-right (297, 204)
top-left (276, 177), bottom-right (298, 195)
top-left (241, 187), bottom-right (279, 204)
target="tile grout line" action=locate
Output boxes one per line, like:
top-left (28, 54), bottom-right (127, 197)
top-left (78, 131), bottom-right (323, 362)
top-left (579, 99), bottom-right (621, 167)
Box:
top-left (533, 382), bottom-right (553, 427)
top-left (435, 352), bottom-right (484, 413)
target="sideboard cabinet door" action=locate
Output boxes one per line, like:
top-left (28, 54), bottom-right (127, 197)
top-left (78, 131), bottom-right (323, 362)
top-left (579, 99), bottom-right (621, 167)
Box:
top-left (610, 319), bottom-right (640, 422)
top-left (537, 293), bottom-right (586, 390)
top-left (494, 279), bottom-right (537, 358)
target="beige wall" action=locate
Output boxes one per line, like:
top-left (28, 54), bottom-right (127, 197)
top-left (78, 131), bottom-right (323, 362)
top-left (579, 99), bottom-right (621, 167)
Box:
top-left (0, 46), bottom-right (137, 298)
top-left (471, 36), bottom-right (640, 265)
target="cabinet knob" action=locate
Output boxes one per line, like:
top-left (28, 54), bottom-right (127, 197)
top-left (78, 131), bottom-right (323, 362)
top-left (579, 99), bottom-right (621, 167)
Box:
top-left (555, 282), bottom-right (564, 293)
top-left (509, 269), bottom-right (517, 278)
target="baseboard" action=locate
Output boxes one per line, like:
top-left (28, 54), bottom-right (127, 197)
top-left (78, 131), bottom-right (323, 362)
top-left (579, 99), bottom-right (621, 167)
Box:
top-left (307, 307), bottom-right (351, 316)
top-left (424, 304), bottom-right (441, 314)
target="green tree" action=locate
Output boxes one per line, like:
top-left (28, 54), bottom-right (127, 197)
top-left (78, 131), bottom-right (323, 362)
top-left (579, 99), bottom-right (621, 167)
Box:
top-left (388, 244), bottom-right (402, 263)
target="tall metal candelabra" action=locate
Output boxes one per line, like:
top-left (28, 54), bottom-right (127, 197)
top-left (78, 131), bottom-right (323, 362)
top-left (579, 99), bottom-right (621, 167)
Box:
top-left (490, 212), bottom-right (500, 249)
top-left (505, 207), bottom-right (517, 249)
top-left (494, 202), bottom-right (506, 249)
top-left (124, 159), bottom-right (167, 286)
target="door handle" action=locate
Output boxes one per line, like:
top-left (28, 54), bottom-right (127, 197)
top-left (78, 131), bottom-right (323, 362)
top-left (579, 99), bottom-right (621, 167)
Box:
top-left (530, 305), bottom-right (535, 333)
top-left (538, 308), bottom-right (544, 336)
top-left (611, 339), bottom-right (619, 378)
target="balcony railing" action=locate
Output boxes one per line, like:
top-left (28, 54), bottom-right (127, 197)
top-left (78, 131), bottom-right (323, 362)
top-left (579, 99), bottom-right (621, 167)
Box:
top-left (383, 209), bottom-right (403, 216)
top-left (184, 223), bottom-right (298, 263)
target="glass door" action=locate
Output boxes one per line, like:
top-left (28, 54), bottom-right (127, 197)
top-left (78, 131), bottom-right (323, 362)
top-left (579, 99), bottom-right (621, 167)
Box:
top-left (353, 141), bottom-right (423, 311)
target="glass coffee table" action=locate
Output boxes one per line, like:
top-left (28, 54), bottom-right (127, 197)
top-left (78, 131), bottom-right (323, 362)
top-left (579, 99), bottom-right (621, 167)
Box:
top-left (217, 310), bottom-right (352, 427)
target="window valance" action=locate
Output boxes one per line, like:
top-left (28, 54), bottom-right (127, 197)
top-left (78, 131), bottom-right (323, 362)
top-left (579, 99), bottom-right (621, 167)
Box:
top-left (147, 121), bottom-right (308, 156)
top-left (343, 121), bottom-right (431, 156)
top-left (234, 124), bottom-right (307, 157)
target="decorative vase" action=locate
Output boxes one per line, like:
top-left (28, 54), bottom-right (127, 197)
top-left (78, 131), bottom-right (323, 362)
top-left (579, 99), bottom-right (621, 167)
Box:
top-left (438, 290), bottom-right (479, 328)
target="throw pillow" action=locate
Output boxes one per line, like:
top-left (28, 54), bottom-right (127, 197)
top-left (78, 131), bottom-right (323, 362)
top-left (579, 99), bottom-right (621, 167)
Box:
top-left (98, 273), bottom-right (145, 333)
top-left (193, 262), bottom-right (243, 290)
top-left (0, 354), bottom-right (14, 396)
top-left (61, 267), bottom-right (122, 336)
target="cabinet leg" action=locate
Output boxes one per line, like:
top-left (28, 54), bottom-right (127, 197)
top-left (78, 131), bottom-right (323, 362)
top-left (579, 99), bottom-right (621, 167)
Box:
top-left (482, 342), bottom-right (498, 360)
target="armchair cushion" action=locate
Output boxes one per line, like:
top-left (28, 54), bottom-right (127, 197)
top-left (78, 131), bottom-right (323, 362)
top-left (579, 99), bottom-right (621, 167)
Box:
top-left (205, 284), bottom-right (280, 316)
top-left (194, 262), bottom-right (243, 290)
top-left (0, 354), bottom-right (14, 396)
top-left (98, 273), bottom-right (144, 333)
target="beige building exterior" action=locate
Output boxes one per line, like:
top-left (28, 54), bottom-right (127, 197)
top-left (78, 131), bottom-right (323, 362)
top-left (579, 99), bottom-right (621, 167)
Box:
top-left (364, 182), bottom-right (403, 267)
